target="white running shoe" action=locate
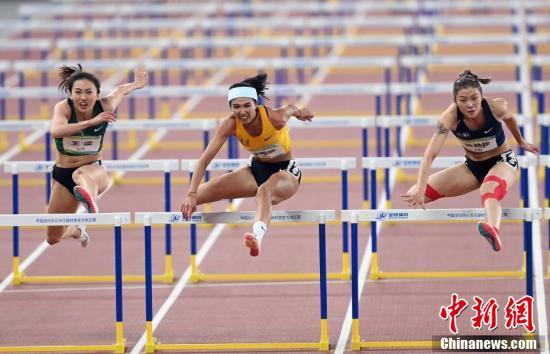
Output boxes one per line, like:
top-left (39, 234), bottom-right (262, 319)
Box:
top-left (76, 225), bottom-right (90, 248)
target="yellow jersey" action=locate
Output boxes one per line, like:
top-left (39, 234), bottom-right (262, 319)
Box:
top-left (235, 105), bottom-right (292, 161)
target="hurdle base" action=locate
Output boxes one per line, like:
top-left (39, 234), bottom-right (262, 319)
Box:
top-left (18, 273), bottom-right (172, 284)
top-left (114, 338), bottom-right (126, 354)
top-left (154, 341), bottom-right (328, 351)
top-left (145, 337), bottom-right (158, 354)
top-left (359, 340), bottom-right (437, 350)
top-left (0, 344), bottom-right (125, 353)
top-left (371, 270), bottom-right (524, 280)
top-left (12, 273), bottom-right (22, 286)
top-left (196, 271), bottom-right (348, 282)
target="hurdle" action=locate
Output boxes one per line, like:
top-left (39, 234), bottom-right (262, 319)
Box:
top-left (393, 54), bottom-right (527, 154)
top-left (0, 120), bottom-right (51, 200)
top-left (109, 118), bottom-right (217, 161)
top-left (181, 157), bottom-right (354, 281)
top-left (374, 112), bottom-right (531, 165)
top-left (3, 159), bottom-right (178, 284)
top-left (135, 210), bottom-right (332, 352)
top-left (362, 156), bottom-right (536, 280)
top-left (365, 154), bottom-right (535, 209)
top-left (342, 207), bottom-right (542, 351)
top-left (387, 72), bottom-right (527, 178)
top-left (0, 212), bottom-right (130, 353)
top-left (289, 117), bottom-right (377, 204)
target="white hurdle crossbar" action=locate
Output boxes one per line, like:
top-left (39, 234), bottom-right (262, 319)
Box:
top-left (108, 119), bottom-right (218, 160)
top-left (2, 159), bottom-right (178, 284)
top-left (341, 207), bottom-right (542, 351)
top-left (343, 207), bottom-right (540, 282)
top-left (135, 210), bottom-right (333, 352)
top-left (361, 155), bottom-right (536, 210)
top-left (0, 212), bottom-right (130, 353)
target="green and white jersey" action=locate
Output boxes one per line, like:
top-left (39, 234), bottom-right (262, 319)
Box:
top-left (54, 98), bottom-right (108, 156)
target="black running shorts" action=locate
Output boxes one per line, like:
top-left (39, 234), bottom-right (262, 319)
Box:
top-left (247, 157), bottom-right (302, 186)
top-left (52, 160), bottom-right (102, 196)
top-left (465, 150), bottom-right (518, 184)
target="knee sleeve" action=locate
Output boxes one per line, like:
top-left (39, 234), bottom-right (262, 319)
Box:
top-left (425, 184), bottom-right (443, 202)
top-left (481, 175), bottom-right (508, 205)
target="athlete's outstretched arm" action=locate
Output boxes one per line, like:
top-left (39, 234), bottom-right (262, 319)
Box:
top-left (268, 105), bottom-right (314, 129)
top-left (181, 116), bottom-right (233, 219)
top-left (101, 68), bottom-right (148, 112)
top-left (401, 107), bottom-right (454, 208)
top-left (50, 101), bottom-right (117, 138)
top-left (492, 99), bottom-right (539, 155)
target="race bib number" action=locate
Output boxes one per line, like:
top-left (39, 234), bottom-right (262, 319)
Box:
top-left (286, 160), bottom-right (301, 180)
top-left (250, 144), bottom-right (285, 160)
top-left (63, 136), bottom-right (101, 154)
top-left (502, 150), bottom-right (518, 169)
top-left (461, 136), bottom-right (498, 153)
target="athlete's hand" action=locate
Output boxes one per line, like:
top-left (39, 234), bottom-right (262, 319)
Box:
top-left (181, 193), bottom-right (197, 220)
top-left (519, 141), bottom-right (539, 155)
top-left (298, 107), bottom-right (314, 121)
top-left (94, 111), bottom-right (117, 124)
top-left (401, 186), bottom-right (426, 209)
top-left (133, 67), bottom-right (149, 89)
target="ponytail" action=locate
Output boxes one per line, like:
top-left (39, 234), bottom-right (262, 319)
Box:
top-left (453, 70), bottom-right (491, 97)
top-left (229, 72), bottom-right (269, 102)
top-left (58, 64), bottom-right (101, 94)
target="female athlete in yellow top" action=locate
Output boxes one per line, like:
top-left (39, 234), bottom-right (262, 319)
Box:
top-left (180, 73), bottom-right (314, 256)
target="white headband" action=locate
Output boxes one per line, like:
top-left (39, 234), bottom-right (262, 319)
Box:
top-left (227, 86), bottom-right (258, 103)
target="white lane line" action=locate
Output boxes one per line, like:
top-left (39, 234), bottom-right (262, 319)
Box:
top-left (334, 168), bottom-right (396, 353)
top-left (0, 241), bottom-right (49, 292)
top-left (335, 65), bottom-right (422, 352)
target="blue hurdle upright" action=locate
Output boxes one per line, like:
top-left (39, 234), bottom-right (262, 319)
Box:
top-left (135, 210), bottom-right (333, 352)
top-left (342, 207), bottom-right (541, 351)
top-left (0, 212), bottom-right (130, 353)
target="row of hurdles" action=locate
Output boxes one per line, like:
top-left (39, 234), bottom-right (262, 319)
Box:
top-left (0, 207), bottom-right (546, 352)
top-left (3, 154), bottom-right (549, 286)
top-left (0, 111), bottom-right (545, 192)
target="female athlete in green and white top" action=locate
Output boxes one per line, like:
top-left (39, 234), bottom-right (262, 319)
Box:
top-left (47, 64), bottom-right (148, 247)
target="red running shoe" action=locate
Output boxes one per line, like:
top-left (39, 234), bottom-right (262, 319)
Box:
top-left (73, 186), bottom-right (98, 213)
top-left (244, 232), bottom-right (260, 257)
top-left (477, 221), bottom-right (502, 252)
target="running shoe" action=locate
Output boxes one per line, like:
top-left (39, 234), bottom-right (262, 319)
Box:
top-left (244, 232), bottom-right (260, 257)
top-left (477, 221), bottom-right (502, 252)
top-left (79, 230), bottom-right (90, 248)
top-left (73, 186), bottom-right (98, 213)
top-left (72, 225), bottom-right (90, 248)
